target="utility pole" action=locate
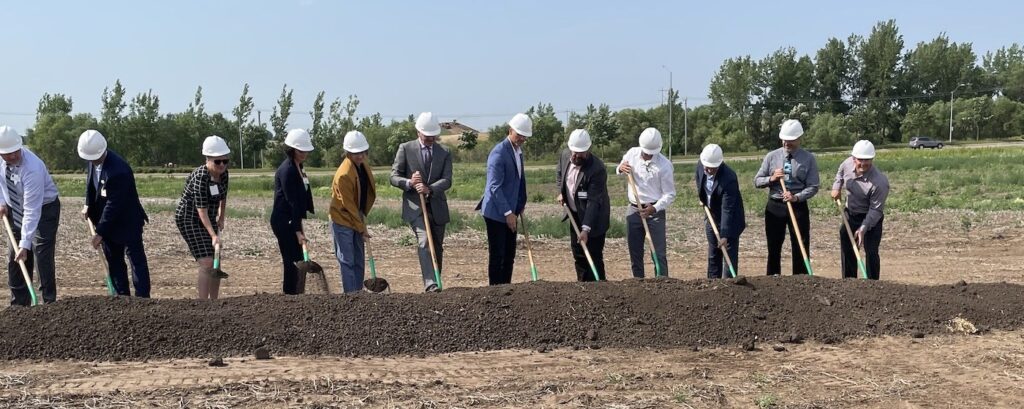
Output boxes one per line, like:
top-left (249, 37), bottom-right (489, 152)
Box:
top-left (239, 119), bottom-right (245, 170)
top-left (949, 83), bottom-right (966, 143)
top-left (683, 97), bottom-right (688, 156)
top-left (662, 65), bottom-right (673, 159)
top-left (256, 110), bottom-right (262, 169)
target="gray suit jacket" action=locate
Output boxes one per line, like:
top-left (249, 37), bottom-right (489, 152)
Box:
top-left (389, 139), bottom-right (453, 224)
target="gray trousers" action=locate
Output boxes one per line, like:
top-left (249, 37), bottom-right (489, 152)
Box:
top-left (410, 216), bottom-right (445, 290)
top-left (626, 207), bottom-right (668, 278)
top-left (7, 198), bottom-right (60, 305)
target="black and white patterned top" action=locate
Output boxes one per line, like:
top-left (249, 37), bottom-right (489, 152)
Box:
top-left (175, 165), bottom-right (229, 230)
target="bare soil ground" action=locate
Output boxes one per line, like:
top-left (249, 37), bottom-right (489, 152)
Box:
top-left (2, 198), bottom-right (1023, 408)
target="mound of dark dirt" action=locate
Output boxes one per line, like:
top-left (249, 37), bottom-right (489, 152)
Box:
top-left (0, 276), bottom-right (1021, 361)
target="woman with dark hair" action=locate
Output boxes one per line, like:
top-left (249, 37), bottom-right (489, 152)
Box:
top-left (175, 136), bottom-right (231, 299)
top-left (272, 129), bottom-right (315, 294)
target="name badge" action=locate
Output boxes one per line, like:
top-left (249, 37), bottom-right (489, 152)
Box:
top-left (210, 185), bottom-right (220, 196)
top-left (100, 188), bottom-right (107, 197)
top-left (303, 177), bottom-right (310, 189)
top-left (578, 191), bottom-right (589, 199)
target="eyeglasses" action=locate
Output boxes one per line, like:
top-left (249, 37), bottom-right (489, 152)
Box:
top-left (214, 159), bottom-right (229, 166)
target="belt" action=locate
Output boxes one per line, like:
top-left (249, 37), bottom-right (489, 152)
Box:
top-left (630, 202), bottom-right (656, 208)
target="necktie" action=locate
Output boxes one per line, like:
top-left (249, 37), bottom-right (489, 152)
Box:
top-left (422, 145), bottom-right (432, 177)
top-left (6, 166), bottom-right (23, 228)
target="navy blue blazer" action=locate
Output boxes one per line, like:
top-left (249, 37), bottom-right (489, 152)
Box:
top-left (695, 163), bottom-right (746, 239)
top-left (86, 150), bottom-right (148, 241)
top-left (477, 138), bottom-right (527, 222)
top-left (271, 158), bottom-right (315, 232)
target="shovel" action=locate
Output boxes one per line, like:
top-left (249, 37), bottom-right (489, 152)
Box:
top-left (363, 244), bottom-right (390, 293)
top-left (519, 213), bottom-right (539, 281)
top-left (835, 198), bottom-right (868, 279)
top-left (562, 203), bottom-right (601, 282)
top-left (419, 193), bottom-right (443, 290)
top-left (211, 243), bottom-right (229, 279)
top-left (702, 205), bottom-right (737, 278)
top-left (3, 215), bottom-right (38, 306)
top-left (779, 182), bottom-right (813, 276)
top-left (295, 241), bottom-right (329, 294)
top-left (86, 218), bottom-right (116, 295)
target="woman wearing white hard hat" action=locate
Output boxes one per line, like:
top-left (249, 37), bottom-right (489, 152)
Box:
top-left (272, 129), bottom-right (316, 294)
top-left (175, 135), bottom-right (231, 299)
top-left (830, 140), bottom-right (889, 280)
top-left (754, 119), bottom-right (820, 276)
top-left (330, 130), bottom-right (376, 293)
top-left (695, 144), bottom-right (745, 279)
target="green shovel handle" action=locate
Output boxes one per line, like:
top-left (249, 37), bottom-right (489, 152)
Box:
top-left (530, 264), bottom-right (538, 282)
top-left (434, 269), bottom-right (443, 290)
top-left (368, 256), bottom-right (378, 279)
top-left (105, 275), bottom-right (115, 296)
top-left (650, 250), bottom-right (662, 277)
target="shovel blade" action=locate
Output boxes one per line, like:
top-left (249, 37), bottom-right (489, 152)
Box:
top-left (363, 277), bottom-right (390, 293)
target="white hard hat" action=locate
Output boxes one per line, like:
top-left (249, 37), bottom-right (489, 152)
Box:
top-left (0, 126), bottom-right (24, 155)
top-left (343, 130), bottom-right (370, 153)
top-left (415, 112), bottom-right (442, 137)
top-left (638, 127), bottom-right (662, 155)
top-left (202, 135), bottom-right (231, 157)
top-left (779, 119), bottom-right (804, 141)
top-left (507, 113), bottom-right (533, 137)
top-left (567, 129), bottom-right (592, 153)
top-left (285, 128), bottom-right (315, 152)
top-left (700, 144), bottom-right (724, 168)
top-left (851, 140), bottom-right (876, 159)
top-left (77, 129), bottom-right (108, 160)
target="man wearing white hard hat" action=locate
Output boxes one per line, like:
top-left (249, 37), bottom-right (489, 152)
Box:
top-left (271, 129), bottom-right (316, 294)
top-left (0, 126), bottom-right (60, 305)
top-left (331, 130), bottom-right (376, 293)
top-left (695, 144), bottom-right (745, 279)
top-left (556, 129), bottom-right (610, 281)
top-left (754, 119), bottom-right (820, 276)
top-left (390, 112), bottom-right (453, 292)
top-left (477, 113), bottom-right (530, 285)
top-left (175, 135), bottom-right (232, 299)
top-left (616, 127), bottom-right (675, 278)
top-left (831, 140), bottom-right (889, 280)
top-left (78, 129), bottom-right (151, 297)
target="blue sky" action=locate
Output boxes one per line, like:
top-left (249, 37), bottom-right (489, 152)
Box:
top-left (2, 0), bottom-right (1020, 132)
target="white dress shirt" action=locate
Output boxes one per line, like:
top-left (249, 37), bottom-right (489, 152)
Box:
top-left (616, 147), bottom-right (676, 211)
top-left (0, 148), bottom-right (60, 250)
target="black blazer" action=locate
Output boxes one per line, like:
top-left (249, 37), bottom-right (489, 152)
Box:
top-left (556, 149), bottom-right (610, 236)
top-left (86, 150), bottom-right (148, 241)
top-left (271, 158), bottom-right (315, 232)
top-left (695, 163), bottom-right (746, 239)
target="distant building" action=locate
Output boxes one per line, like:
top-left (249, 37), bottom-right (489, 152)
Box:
top-left (440, 120), bottom-right (478, 135)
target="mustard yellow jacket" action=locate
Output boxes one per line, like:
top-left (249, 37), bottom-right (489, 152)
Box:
top-left (330, 158), bottom-right (376, 232)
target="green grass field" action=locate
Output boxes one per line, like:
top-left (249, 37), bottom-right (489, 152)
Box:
top-left (58, 146), bottom-right (1024, 239)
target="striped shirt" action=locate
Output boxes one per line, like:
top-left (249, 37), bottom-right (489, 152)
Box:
top-left (0, 148), bottom-right (60, 250)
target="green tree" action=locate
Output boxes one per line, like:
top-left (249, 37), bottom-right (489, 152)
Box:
top-left (524, 102), bottom-right (564, 158)
top-left (458, 130), bottom-right (478, 150)
top-left (849, 20), bottom-right (905, 142)
top-left (231, 83), bottom-right (255, 168)
top-left (709, 56), bottom-right (758, 121)
top-left (25, 94), bottom-right (98, 170)
top-left (983, 43), bottom-right (1024, 102)
top-left (903, 34), bottom-right (985, 105)
top-left (813, 38), bottom-right (854, 114)
top-left (269, 84), bottom-right (294, 142)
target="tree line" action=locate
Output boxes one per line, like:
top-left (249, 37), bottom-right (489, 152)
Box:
top-left (22, 20), bottom-right (1024, 171)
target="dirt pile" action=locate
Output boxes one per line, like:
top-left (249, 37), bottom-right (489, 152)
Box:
top-left (1, 276), bottom-right (1021, 361)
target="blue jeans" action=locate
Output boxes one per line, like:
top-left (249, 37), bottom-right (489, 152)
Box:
top-left (331, 223), bottom-right (365, 293)
top-left (706, 222), bottom-right (740, 279)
